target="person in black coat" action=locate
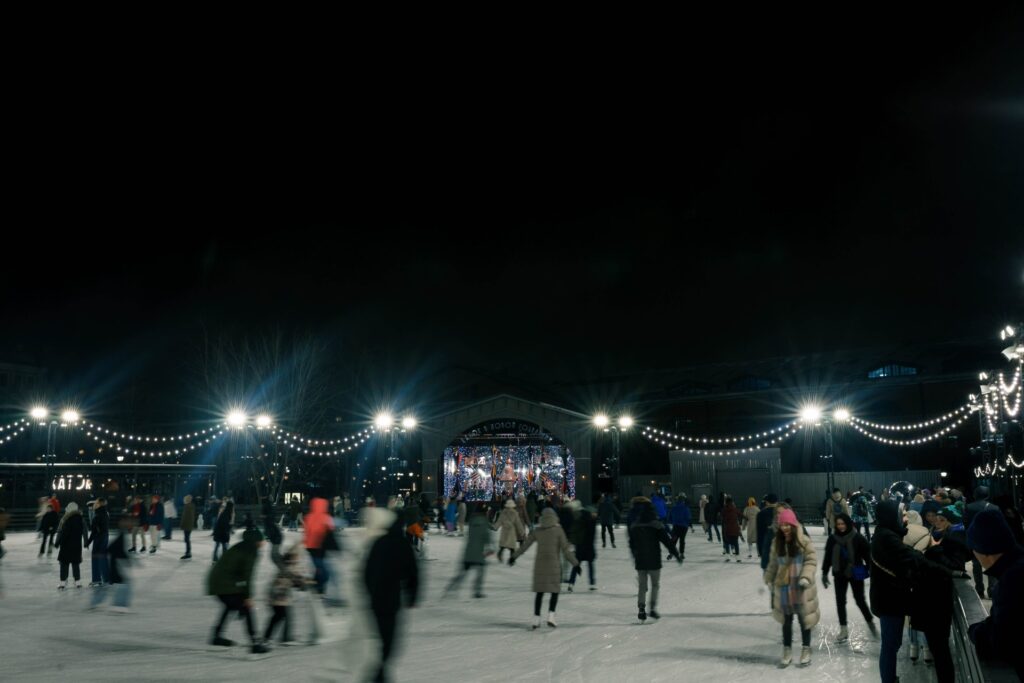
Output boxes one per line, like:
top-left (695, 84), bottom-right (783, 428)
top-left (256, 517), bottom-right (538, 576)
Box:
top-left (568, 506), bottom-right (598, 591)
top-left (964, 486), bottom-right (999, 598)
top-left (704, 495), bottom-right (721, 544)
top-left (85, 498), bottom-right (110, 586)
top-left (821, 513), bottom-right (875, 642)
top-left (757, 495), bottom-right (779, 571)
top-left (598, 495), bottom-right (618, 548)
top-left (54, 502), bottom-right (89, 589)
top-left (870, 500), bottom-right (952, 683)
top-left (213, 501), bottom-right (234, 562)
top-left (364, 509), bottom-right (419, 683)
top-left (262, 499), bottom-right (284, 565)
top-left (628, 502), bottom-right (680, 621)
top-left (39, 505), bottom-right (60, 558)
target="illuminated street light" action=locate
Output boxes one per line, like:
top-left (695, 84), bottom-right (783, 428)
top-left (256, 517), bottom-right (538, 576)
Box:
top-left (618, 416), bottom-right (634, 429)
top-left (401, 416), bottom-right (417, 429)
top-left (227, 411), bottom-right (247, 428)
top-left (255, 415), bottom-right (273, 428)
top-left (375, 413), bottom-right (394, 430)
top-left (31, 407), bottom-right (48, 420)
top-left (61, 410), bottom-right (80, 423)
top-left (800, 406), bottom-right (822, 424)
top-left (834, 408), bottom-right (851, 423)
top-left (593, 414), bottom-right (610, 428)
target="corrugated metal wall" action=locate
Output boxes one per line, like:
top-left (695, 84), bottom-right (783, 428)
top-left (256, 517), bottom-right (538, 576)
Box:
top-left (779, 470), bottom-right (942, 522)
top-left (669, 449), bottom-right (783, 503)
top-left (618, 475), bottom-right (672, 499)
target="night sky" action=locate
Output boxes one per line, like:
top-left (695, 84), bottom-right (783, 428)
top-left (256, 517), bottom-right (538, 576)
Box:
top-left (4, 12), bottom-right (1022, 424)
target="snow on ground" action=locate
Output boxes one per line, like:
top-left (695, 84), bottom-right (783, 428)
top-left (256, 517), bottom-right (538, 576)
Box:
top-left (1, 525), bottom-right (939, 682)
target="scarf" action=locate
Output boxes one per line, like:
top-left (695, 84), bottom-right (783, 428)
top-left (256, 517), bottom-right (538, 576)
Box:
top-left (831, 531), bottom-right (858, 579)
top-left (775, 541), bottom-right (805, 615)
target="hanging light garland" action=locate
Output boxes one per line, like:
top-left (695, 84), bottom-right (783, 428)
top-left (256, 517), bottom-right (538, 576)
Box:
top-left (641, 420), bottom-right (799, 445)
top-left (79, 424), bottom-right (227, 458)
top-left (0, 419), bottom-right (29, 446)
top-left (83, 420), bottom-right (224, 445)
top-left (849, 409), bottom-right (975, 446)
top-left (849, 403), bottom-right (973, 431)
top-left (642, 423), bottom-right (803, 455)
top-left (274, 428), bottom-right (375, 456)
top-left (270, 426), bottom-right (376, 448)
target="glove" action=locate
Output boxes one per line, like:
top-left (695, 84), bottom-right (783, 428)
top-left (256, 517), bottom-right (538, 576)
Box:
top-left (821, 576), bottom-right (830, 588)
top-left (798, 577), bottom-right (811, 589)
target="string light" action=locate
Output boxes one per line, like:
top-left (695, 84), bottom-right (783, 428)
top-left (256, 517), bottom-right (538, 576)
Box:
top-left (79, 424), bottom-right (227, 458)
top-left (276, 431), bottom-right (375, 456)
top-left (0, 419), bottom-right (28, 446)
top-left (270, 426), bottom-right (376, 448)
top-left (642, 420), bottom-right (799, 445)
top-left (642, 424), bottom-right (803, 455)
top-left (83, 421), bottom-right (224, 445)
top-left (850, 412), bottom-right (973, 446)
top-left (848, 404), bottom-right (972, 431)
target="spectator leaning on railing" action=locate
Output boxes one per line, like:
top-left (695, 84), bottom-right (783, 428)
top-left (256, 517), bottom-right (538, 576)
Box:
top-left (965, 508), bottom-right (1024, 679)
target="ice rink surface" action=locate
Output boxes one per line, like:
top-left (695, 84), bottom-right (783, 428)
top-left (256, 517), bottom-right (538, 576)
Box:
top-left (1, 524), bottom-right (939, 682)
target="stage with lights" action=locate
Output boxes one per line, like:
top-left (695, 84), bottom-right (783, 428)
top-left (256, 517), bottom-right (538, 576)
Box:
top-left (442, 420), bottom-right (574, 501)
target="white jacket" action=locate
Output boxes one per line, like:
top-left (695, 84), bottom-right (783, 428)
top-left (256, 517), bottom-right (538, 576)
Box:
top-left (163, 500), bottom-right (177, 519)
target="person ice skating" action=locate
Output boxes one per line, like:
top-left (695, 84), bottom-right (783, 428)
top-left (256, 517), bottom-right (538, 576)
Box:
top-left (516, 495), bottom-right (531, 533)
top-left (264, 543), bottom-right (308, 646)
top-left (568, 503), bottom-right (598, 592)
top-left (496, 499), bottom-right (526, 563)
top-left (208, 527), bottom-right (269, 653)
top-left (39, 504), bottom-right (59, 558)
top-left (850, 488), bottom-right (873, 541)
top-left (146, 495), bottom-right (164, 553)
top-left (445, 505), bottom-right (493, 598)
top-left (599, 494), bottom-right (618, 548)
top-left (966, 508), bottom-right (1024, 678)
top-left (129, 495), bottom-right (148, 553)
top-left (90, 515), bottom-right (135, 612)
top-left (364, 507), bottom-right (419, 683)
top-left (213, 500), bottom-right (234, 562)
top-left (667, 494), bottom-right (690, 562)
top-left (0, 506), bottom-right (9, 561)
top-left (757, 494), bottom-right (780, 571)
top-left (527, 491), bottom-right (539, 527)
top-left (743, 497), bottom-right (760, 559)
top-left (821, 513), bottom-right (875, 643)
top-left (262, 499), bottom-right (284, 566)
top-left (510, 507), bottom-right (579, 629)
top-left (704, 494), bottom-right (721, 544)
top-left (764, 508), bottom-right (819, 668)
top-left (721, 496), bottom-right (742, 562)
top-left (964, 486), bottom-right (998, 599)
top-left (85, 498), bottom-right (110, 587)
top-left (288, 498), bottom-right (302, 532)
top-left (303, 497), bottom-right (336, 595)
top-left (54, 502), bottom-right (89, 590)
top-left (180, 495), bottom-right (196, 559)
top-left (630, 499), bottom-right (680, 622)
top-left (698, 494), bottom-right (708, 537)
top-left (163, 496), bottom-right (177, 541)
top-left (825, 489), bottom-right (850, 535)
top-left (457, 496), bottom-right (467, 536)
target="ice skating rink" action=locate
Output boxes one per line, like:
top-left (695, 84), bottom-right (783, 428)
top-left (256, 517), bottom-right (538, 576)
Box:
top-left (1, 525), bottom-right (938, 682)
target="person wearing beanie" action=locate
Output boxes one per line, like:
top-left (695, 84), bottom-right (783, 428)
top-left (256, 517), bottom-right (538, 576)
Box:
top-left (920, 499), bottom-right (943, 530)
top-left (495, 499), bottom-right (524, 565)
top-left (364, 507), bottom-right (419, 683)
top-left (764, 507), bottom-right (819, 667)
top-left (627, 500), bottom-right (680, 622)
top-left (510, 507), bottom-right (579, 628)
top-left (870, 499), bottom-right (953, 683)
top-left (207, 527), bottom-right (268, 653)
top-left (668, 495), bottom-right (691, 562)
top-left (964, 486), bottom-right (998, 599)
top-left (966, 508), bottom-right (1024, 678)
top-left (821, 513), bottom-right (875, 644)
top-left (757, 494), bottom-right (780, 572)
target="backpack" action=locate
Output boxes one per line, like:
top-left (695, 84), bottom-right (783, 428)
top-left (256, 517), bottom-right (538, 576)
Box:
top-left (832, 500), bottom-right (844, 517)
top-left (853, 497), bottom-right (868, 517)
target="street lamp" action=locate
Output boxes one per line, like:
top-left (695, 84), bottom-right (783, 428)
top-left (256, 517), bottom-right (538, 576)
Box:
top-left (595, 413), bottom-right (633, 497)
top-left (376, 413), bottom-right (416, 497)
top-left (801, 404), bottom-right (847, 490)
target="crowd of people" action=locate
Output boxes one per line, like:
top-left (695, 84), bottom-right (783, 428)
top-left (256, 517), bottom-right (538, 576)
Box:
top-left (2, 481), bottom-right (1022, 681)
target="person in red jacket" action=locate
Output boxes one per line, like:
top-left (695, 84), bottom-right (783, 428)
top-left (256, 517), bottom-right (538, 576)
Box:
top-left (721, 497), bottom-right (743, 562)
top-left (303, 497), bottom-right (335, 594)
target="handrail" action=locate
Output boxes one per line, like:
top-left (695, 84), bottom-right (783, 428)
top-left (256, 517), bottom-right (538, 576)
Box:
top-left (951, 577), bottom-right (1018, 682)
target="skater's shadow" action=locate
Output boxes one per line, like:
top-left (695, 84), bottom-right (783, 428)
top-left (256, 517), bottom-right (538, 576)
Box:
top-left (648, 648), bottom-right (779, 666)
top-left (660, 612), bottom-right (770, 619)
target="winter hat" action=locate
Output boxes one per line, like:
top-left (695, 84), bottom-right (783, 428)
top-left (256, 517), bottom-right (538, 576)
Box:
top-left (363, 507), bottom-right (397, 532)
top-left (921, 500), bottom-right (943, 519)
top-left (936, 505), bottom-right (962, 523)
top-left (504, 499), bottom-right (515, 509)
top-left (973, 486), bottom-right (990, 501)
top-left (913, 494), bottom-right (925, 503)
top-left (65, 502), bottom-right (79, 513)
top-left (967, 509), bottom-right (1017, 555)
top-left (906, 510), bottom-right (924, 527)
top-left (765, 493), bottom-right (779, 504)
top-left (904, 524), bottom-right (932, 552)
top-left (777, 508), bottom-right (799, 527)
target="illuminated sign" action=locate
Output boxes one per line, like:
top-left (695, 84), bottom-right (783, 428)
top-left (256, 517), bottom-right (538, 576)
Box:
top-left (52, 475), bottom-right (93, 491)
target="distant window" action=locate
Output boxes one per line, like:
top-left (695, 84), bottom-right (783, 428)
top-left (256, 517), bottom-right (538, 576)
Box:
top-left (727, 376), bottom-right (773, 391)
top-left (868, 364), bottom-right (918, 379)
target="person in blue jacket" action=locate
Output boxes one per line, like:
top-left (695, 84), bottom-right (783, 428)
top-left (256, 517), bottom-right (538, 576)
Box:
top-left (667, 495), bottom-right (691, 562)
top-left (445, 496), bottom-right (458, 535)
top-left (651, 492), bottom-right (668, 523)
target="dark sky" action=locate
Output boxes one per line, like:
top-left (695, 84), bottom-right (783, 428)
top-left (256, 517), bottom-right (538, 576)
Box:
top-left (4, 12), bottom-right (1022, 420)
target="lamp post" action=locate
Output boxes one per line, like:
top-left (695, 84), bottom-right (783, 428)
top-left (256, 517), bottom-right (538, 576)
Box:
top-left (802, 406), bottom-right (849, 491)
top-left (375, 413), bottom-right (417, 499)
top-left (594, 414), bottom-right (633, 498)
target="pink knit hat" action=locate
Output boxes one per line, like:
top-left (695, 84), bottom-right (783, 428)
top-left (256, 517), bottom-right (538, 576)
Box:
top-left (777, 508), bottom-right (799, 527)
